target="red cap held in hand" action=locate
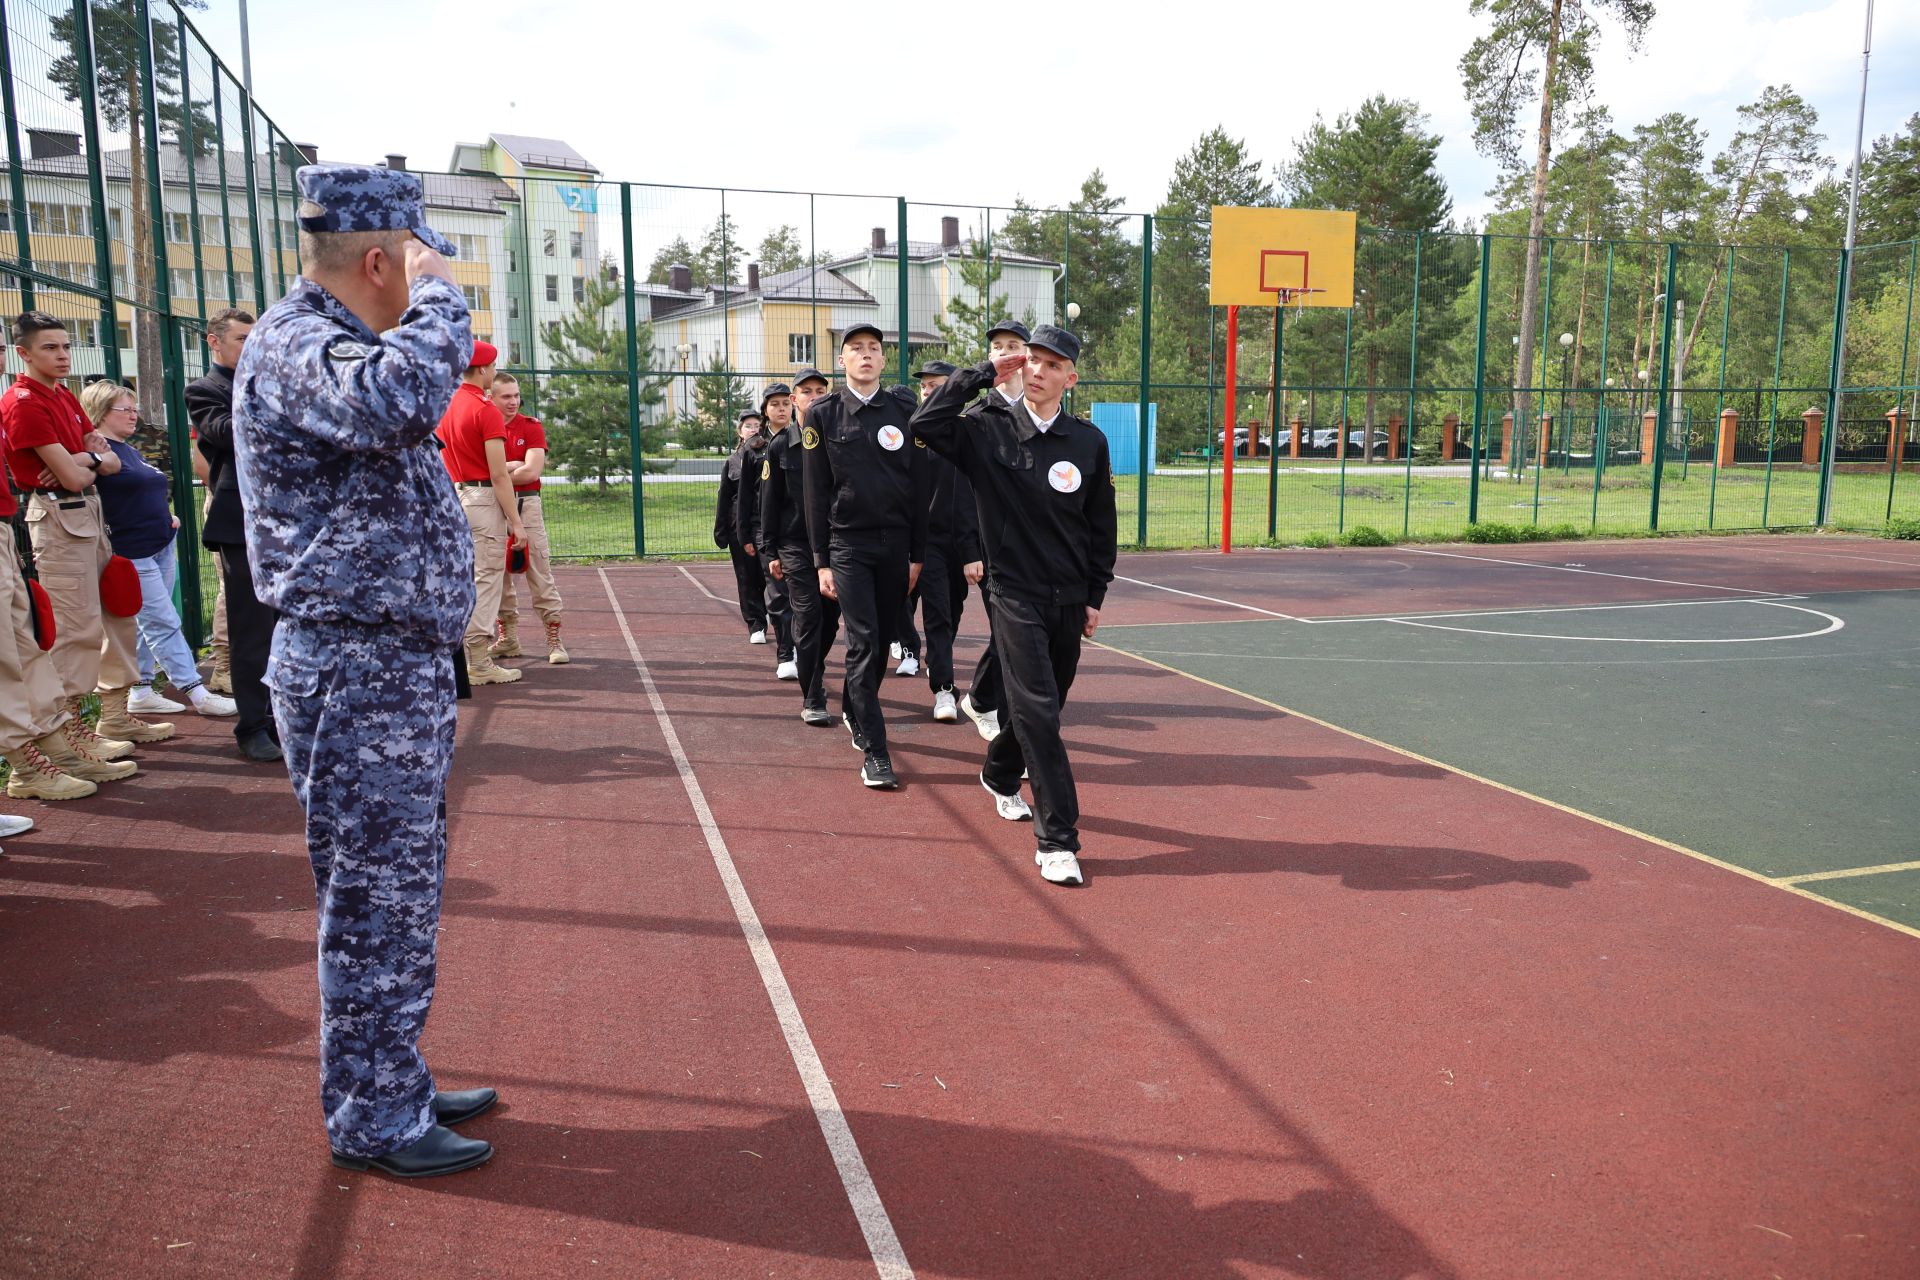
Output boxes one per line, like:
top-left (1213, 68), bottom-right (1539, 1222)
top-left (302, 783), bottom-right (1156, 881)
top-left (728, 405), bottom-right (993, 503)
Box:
top-left (99, 555), bottom-right (142, 618)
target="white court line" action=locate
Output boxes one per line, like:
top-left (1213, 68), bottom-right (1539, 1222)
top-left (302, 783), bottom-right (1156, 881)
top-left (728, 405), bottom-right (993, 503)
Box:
top-left (598, 569), bottom-right (914, 1280)
top-left (1389, 598), bottom-right (1845, 644)
top-left (677, 564), bottom-right (728, 603)
top-left (1308, 594), bottom-right (1806, 625)
top-left (1406, 546), bottom-right (1778, 595)
top-left (1113, 574), bottom-right (1304, 620)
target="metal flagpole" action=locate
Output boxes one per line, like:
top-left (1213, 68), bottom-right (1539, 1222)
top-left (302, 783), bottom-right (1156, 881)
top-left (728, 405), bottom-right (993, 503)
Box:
top-left (1818, 0), bottom-right (1875, 524)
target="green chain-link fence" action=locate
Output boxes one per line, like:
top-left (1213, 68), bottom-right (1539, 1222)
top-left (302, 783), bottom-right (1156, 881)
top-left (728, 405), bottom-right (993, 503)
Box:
top-left (6, 0), bottom-right (1917, 646)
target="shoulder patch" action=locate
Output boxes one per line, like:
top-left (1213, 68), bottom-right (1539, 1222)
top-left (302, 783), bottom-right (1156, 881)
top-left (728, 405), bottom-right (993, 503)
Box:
top-left (802, 425), bottom-right (820, 450)
top-left (760, 458), bottom-right (771, 481)
top-left (914, 434), bottom-right (926, 448)
top-left (327, 340), bottom-right (375, 362)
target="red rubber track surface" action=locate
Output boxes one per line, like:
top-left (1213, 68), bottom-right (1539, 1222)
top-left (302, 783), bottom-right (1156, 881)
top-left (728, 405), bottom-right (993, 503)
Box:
top-left (2, 539), bottom-right (1915, 1278)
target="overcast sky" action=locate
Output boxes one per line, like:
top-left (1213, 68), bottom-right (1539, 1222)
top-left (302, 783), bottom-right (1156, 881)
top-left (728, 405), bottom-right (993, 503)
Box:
top-left (200, 0), bottom-right (1915, 260)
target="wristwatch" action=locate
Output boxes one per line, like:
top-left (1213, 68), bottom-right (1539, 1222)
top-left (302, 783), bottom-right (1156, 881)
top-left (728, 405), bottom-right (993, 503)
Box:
top-left (84, 451), bottom-right (101, 469)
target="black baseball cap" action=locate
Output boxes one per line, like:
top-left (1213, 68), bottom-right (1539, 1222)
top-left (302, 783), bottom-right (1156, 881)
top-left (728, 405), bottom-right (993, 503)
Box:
top-left (760, 382), bottom-right (792, 409)
top-left (737, 409), bottom-right (764, 424)
top-left (793, 367), bottom-right (830, 388)
top-left (841, 321), bottom-right (884, 346)
top-left (1026, 324), bottom-right (1081, 364)
top-left (915, 359), bottom-right (957, 380)
top-left (986, 319), bottom-right (1031, 343)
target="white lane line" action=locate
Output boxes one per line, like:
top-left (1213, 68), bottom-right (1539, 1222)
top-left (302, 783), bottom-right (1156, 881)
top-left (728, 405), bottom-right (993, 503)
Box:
top-left (1774, 860), bottom-right (1920, 886)
top-left (677, 564), bottom-right (728, 603)
top-left (1406, 546), bottom-right (1778, 595)
top-left (1308, 594), bottom-right (1806, 625)
top-left (598, 569), bottom-right (914, 1280)
top-left (1114, 574), bottom-right (1304, 620)
top-left (1388, 598), bottom-right (1845, 644)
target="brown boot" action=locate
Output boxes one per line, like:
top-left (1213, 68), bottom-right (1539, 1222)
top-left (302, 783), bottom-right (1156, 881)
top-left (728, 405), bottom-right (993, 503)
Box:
top-left (96, 687), bottom-right (176, 743)
top-left (207, 645), bottom-right (232, 694)
top-left (490, 618), bottom-right (523, 659)
top-left (37, 725), bottom-right (137, 783)
top-left (464, 637), bottom-right (522, 685)
top-left (545, 620), bottom-right (569, 665)
top-left (63, 697), bottom-right (135, 761)
top-left (4, 743), bottom-right (97, 801)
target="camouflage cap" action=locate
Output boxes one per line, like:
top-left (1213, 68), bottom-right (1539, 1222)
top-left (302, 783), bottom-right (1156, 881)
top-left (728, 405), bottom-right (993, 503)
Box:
top-left (294, 164), bottom-right (457, 257)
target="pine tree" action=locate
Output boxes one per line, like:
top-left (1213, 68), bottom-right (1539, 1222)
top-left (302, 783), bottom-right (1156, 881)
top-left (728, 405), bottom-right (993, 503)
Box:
top-left (682, 354), bottom-right (751, 454)
top-left (543, 275), bottom-right (664, 492)
top-left (757, 225), bottom-right (807, 274)
top-left (999, 171), bottom-right (1138, 369)
top-left (647, 235), bottom-right (697, 285)
top-left (933, 227), bottom-right (1014, 365)
top-left (696, 214), bottom-right (744, 287)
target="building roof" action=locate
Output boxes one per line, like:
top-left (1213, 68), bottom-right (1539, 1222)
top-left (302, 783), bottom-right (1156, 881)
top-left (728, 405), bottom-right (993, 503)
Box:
top-left (832, 238), bottom-right (1060, 270)
top-left (643, 265), bottom-right (877, 324)
top-left (489, 134), bottom-right (600, 176)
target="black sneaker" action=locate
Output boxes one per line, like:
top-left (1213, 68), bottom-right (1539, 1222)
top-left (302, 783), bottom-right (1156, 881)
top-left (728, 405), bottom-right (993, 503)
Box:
top-left (861, 752), bottom-right (898, 789)
top-left (801, 705), bottom-right (834, 726)
top-left (842, 710), bottom-right (869, 752)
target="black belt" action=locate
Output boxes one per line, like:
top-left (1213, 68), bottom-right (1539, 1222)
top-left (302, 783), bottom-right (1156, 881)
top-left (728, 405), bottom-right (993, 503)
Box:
top-left (455, 480), bottom-right (491, 489)
top-left (26, 486), bottom-right (95, 498)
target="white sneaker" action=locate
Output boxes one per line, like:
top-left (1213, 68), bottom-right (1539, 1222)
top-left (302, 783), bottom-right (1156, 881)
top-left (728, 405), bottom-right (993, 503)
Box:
top-left (1035, 848), bottom-right (1084, 885)
top-left (896, 653), bottom-right (920, 677)
top-left (128, 686), bottom-right (187, 714)
top-left (749, 630), bottom-right (767, 645)
top-left (775, 659), bottom-right (799, 681)
top-left (190, 687), bottom-right (239, 717)
top-left (982, 773), bottom-right (1031, 821)
top-left (0, 813), bottom-right (33, 838)
top-left (933, 690), bottom-right (958, 722)
top-left (889, 641), bottom-right (904, 661)
top-left (959, 694), bottom-right (1000, 743)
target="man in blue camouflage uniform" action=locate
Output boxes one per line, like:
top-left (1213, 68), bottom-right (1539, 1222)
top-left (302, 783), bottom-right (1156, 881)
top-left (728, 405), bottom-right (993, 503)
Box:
top-left (234, 164), bottom-right (499, 1179)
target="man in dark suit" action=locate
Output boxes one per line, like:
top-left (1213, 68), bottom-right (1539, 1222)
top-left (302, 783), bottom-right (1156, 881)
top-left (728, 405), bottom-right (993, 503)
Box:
top-left (186, 307), bottom-right (281, 762)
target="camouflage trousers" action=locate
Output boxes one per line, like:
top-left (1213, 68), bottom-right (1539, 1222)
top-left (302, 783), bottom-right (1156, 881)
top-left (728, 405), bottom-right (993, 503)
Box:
top-left (266, 618), bottom-right (459, 1158)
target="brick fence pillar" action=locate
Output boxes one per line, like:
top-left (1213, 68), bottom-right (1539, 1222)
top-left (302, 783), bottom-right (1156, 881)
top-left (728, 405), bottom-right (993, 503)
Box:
top-left (1717, 407), bottom-right (1738, 468)
top-left (1537, 412), bottom-right (1552, 467)
top-left (1289, 415), bottom-right (1303, 459)
top-left (1641, 409), bottom-right (1658, 462)
top-left (1441, 412), bottom-right (1459, 461)
top-left (1501, 412), bottom-right (1515, 468)
top-left (1386, 415), bottom-right (1403, 462)
top-left (1888, 406), bottom-right (1909, 470)
top-left (1801, 408), bottom-right (1824, 465)
top-left (1336, 418), bottom-right (1348, 461)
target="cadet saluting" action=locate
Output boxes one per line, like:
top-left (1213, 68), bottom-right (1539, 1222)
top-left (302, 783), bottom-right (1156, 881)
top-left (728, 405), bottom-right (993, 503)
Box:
top-left (234, 165), bottom-right (499, 1178)
top-left (911, 326), bottom-right (1116, 886)
top-left (803, 323), bottom-right (929, 789)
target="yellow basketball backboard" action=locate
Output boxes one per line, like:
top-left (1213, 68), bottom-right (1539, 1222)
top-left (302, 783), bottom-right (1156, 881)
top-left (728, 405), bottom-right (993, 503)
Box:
top-left (1209, 207), bottom-right (1357, 308)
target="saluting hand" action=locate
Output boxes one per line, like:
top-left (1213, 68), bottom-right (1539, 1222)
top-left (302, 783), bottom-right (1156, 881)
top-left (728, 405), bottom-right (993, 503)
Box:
top-left (989, 349), bottom-right (1026, 386)
top-left (403, 238), bottom-right (454, 285)
top-left (1083, 606), bottom-right (1100, 639)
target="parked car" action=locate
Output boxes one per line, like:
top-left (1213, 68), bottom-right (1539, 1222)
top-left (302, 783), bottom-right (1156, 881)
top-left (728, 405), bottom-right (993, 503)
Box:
top-left (1308, 427), bottom-right (1394, 454)
top-left (1215, 427), bottom-right (1273, 455)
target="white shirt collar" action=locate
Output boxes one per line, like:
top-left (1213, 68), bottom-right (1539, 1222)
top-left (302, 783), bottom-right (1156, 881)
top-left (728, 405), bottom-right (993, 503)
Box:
top-left (849, 385), bottom-right (878, 405)
top-left (1028, 403), bottom-right (1061, 432)
top-left (997, 385), bottom-right (1020, 404)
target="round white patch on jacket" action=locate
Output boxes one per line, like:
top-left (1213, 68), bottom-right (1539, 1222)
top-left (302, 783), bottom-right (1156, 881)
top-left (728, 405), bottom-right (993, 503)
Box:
top-left (877, 425), bottom-right (905, 451)
top-left (1047, 461), bottom-right (1083, 493)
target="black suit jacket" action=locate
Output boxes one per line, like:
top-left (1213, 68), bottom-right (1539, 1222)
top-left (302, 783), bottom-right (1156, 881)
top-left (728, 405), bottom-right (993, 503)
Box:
top-left (186, 363), bottom-right (244, 548)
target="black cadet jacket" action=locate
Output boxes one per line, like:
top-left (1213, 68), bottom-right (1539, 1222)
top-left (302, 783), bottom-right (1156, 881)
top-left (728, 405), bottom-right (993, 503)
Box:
top-left (910, 360), bottom-right (1117, 610)
top-left (801, 385), bottom-right (930, 568)
top-left (186, 363), bottom-right (245, 548)
top-left (927, 450), bottom-right (982, 565)
top-left (756, 422), bottom-right (808, 552)
top-left (733, 435), bottom-right (771, 549)
top-left (714, 441), bottom-right (752, 548)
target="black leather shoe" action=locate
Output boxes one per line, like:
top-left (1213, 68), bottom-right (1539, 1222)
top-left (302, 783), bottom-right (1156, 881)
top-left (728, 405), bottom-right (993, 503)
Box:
top-left (238, 729), bottom-right (283, 763)
top-left (433, 1087), bottom-right (499, 1126)
top-left (331, 1125), bottom-right (492, 1178)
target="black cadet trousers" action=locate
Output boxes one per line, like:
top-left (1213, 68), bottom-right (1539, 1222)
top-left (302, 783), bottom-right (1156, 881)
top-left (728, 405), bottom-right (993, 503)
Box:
top-left (829, 530), bottom-right (908, 757)
top-left (980, 592), bottom-right (1086, 854)
top-left (893, 591), bottom-right (922, 659)
top-left (728, 541), bottom-right (766, 633)
top-left (779, 542), bottom-right (839, 712)
top-left (967, 581), bottom-right (1004, 715)
top-left (213, 542), bottom-right (279, 743)
top-left (918, 538), bottom-right (968, 693)
top-left (761, 550), bottom-right (793, 659)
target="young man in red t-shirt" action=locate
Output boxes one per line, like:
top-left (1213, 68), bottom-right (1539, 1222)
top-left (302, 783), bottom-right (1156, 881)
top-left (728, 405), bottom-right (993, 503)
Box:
top-left (487, 373), bottom-right (565, 664)
top-left (434, 340), bottom-right (524, 684)
top-left (1, 311), bottom-right (145, 780)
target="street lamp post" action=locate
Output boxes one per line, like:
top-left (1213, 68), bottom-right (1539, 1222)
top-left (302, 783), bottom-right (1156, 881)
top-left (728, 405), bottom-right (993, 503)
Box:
top-left (675, 342), bottom-right (692, 428)
top-left (1557, 331), bottom-right (1574, 469)
top-left (1065, 302), bottom-right (1081, 414)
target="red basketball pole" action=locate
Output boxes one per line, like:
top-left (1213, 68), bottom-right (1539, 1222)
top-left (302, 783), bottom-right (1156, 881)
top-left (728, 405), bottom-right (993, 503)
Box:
top-left (1222, 304), bottom-right (1239, 553)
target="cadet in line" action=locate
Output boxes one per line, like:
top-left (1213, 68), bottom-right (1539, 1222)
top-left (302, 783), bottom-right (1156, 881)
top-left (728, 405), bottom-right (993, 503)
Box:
top-left (759, 368), bottom-right (838, 724)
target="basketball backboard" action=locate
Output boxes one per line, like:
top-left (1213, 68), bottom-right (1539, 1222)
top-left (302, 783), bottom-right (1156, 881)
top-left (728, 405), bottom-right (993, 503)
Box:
top-left (1209, 207), bottom-right (1357, 308)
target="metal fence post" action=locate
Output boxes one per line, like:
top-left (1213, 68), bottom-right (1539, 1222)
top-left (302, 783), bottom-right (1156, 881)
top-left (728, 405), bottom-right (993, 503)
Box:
top-left (211, 67), bottom-right (236, 305)
top-left (1648, 243), bottom-right (1679, 529)
top-left (1817, 247), bottom-right (1849, 523)
top-left (71, 0), bottom-right (122, 379)
top-left (1894, 239), bottom-right (1918, 520)
top-left (1403, 231), bottom-right (1422, 536)
top-left (895, 196), bottom-right (910, 386)
top-left (0, 0), bottom-right (37, 309)
top-left (1468, 233), bottom-right (1491, 525)
top-left (620, 181), bottom-right (645, 557)
top-left (1135, 214), bottom-right (1153, 547)
top-left (236, 97), bottom-right (266, 311)
top-left (176, 8), bottom-right (207, 327)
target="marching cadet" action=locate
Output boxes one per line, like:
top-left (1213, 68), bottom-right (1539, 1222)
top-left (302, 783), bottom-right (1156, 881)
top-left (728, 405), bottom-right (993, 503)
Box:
top-left (1, 312), bottom-right (143, 778)
top-left (715, 410), bottom-right (769, 644)
top-left (436, 340), bottom-right (525, 685)
top-left (489, 373), bottom-right (567, 664)
top-left (907, 360), bottom-right (982, 723)
top-left (234, 163), bottom-right (498, 1178)
top-left (803, 323), bottom-right (929, 789)
top-left (738, 384), bottom-right (795, 679)
top-left (911, 325), bottom-right (1115, 887)
top-left (758, 368), bottom-right (837, 724)
top-left (956, 319), bottom-right (1029, 742)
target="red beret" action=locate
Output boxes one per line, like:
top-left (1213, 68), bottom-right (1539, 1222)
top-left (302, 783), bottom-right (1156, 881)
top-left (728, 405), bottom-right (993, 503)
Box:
top-left (469, 340), bottom-right (499, 370)
top-left (26, 578), bottom-right (55, 650)
top-left (99, 555), bottom-right (143, 618)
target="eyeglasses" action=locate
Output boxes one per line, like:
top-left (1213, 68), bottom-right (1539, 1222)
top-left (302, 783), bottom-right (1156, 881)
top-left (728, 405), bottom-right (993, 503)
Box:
top-left (113, 405), bottom-right (139, 417)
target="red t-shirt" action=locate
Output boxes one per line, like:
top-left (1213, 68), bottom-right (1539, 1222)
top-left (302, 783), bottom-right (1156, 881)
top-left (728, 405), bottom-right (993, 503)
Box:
top-left (2, 374), bottom-right (91, 501)
top-left (436, 381), bottom-right (507, 483)
top-left (502, 414), bottom-right (547, 494)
